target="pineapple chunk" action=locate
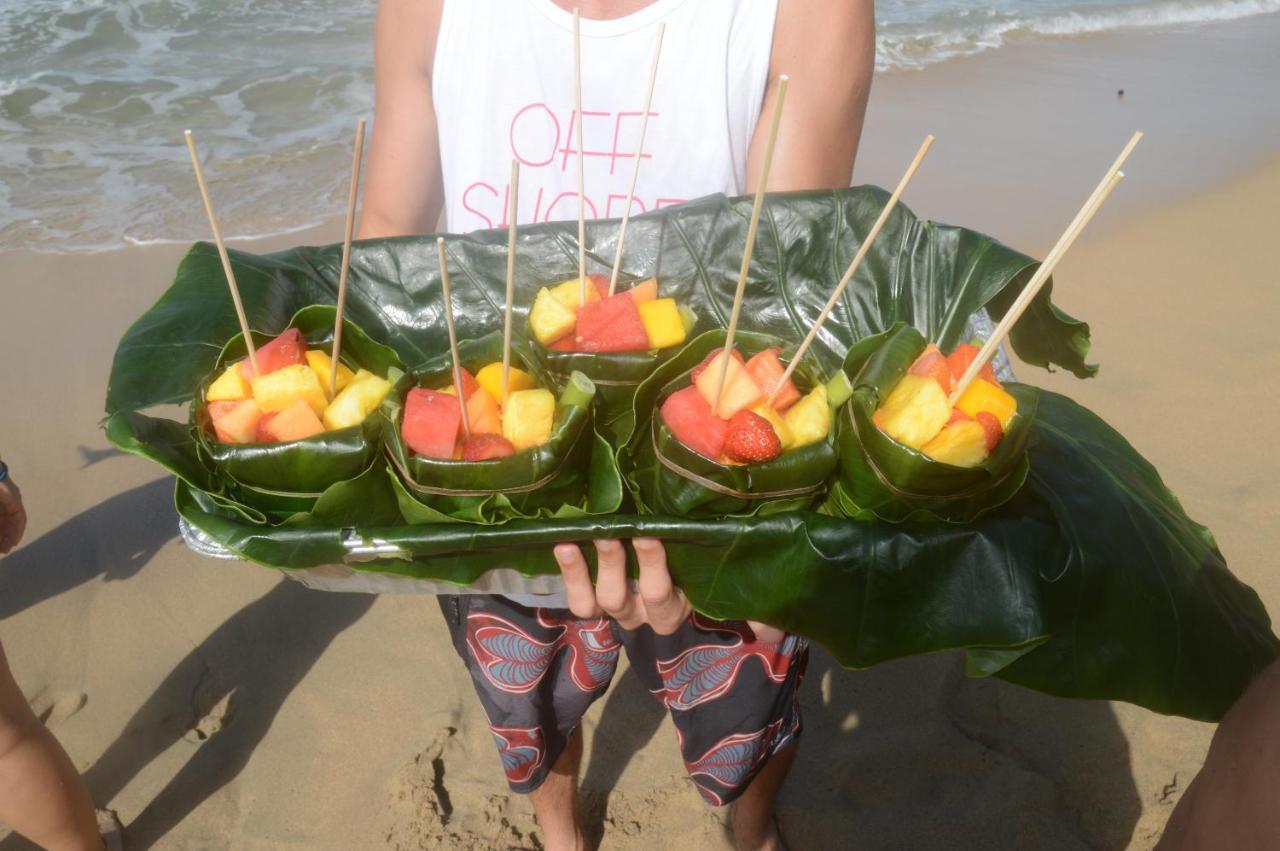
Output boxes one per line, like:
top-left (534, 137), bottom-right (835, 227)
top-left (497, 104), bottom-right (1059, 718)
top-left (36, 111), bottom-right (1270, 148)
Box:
top-left (475, 362), bottom-right (535, 406)
top-left (783, 385), bottom-right (831, 449)
top-left (875, 374), bottom-right (950, 450)
top-left (251, 364), bottom-right (328, 417)
top-left (750, 403), bottom-right (795, 451)
top-left (502, 388), bottom-right (556, 451)
top-left (548, 277), bottom-right (601, 310)
top-left (955, 378), bottom-right (1018, 431)
top-left (530, 287), bottom-right (579, 345)
top-left (637, 298), bottom-right (687, 350)
top-left (305, 350), bottom-right (355, 399)
top-left (693, 351), bottom-right (763, 419)
top-left (207, 363), bottom-right (251, 401)
top-left (922, 420), bottom-right (990, 467)
top-left (322, 369), bottom-right (392, 431)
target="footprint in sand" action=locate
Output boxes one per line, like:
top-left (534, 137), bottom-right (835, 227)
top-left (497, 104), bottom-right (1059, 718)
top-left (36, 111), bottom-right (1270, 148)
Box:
top-left (32, 690), bottom-right (87, 728)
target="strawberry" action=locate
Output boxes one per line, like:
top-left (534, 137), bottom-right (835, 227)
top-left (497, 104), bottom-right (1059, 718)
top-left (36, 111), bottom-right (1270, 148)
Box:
top-left (723, 409), bottom-right (782, 464)
top-left (974, 411), bottom-right (1004, 452)
top-left (689, 347), bottom-right (745, 382)
top-left (549, 336), bottom-right (578, 352)
top-left (461, 433), bottom-right (517, 461)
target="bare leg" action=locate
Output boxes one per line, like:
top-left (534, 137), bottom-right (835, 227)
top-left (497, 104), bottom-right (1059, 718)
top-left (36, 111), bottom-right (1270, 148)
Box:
top-left (0, 642), bottom-right (102, 851)
top-left (527, 726), bottom-right (586, 851)
top-left (728, 743), bottom-right (797, 851)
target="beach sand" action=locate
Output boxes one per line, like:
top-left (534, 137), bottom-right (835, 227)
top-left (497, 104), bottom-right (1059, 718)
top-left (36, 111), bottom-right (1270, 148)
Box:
top-left (2, 16), bottom-right (1279, 850)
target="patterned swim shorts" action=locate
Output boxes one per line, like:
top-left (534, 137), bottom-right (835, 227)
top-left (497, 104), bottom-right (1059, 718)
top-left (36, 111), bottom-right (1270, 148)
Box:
top-left (438, 594), bottom-right (808, 806)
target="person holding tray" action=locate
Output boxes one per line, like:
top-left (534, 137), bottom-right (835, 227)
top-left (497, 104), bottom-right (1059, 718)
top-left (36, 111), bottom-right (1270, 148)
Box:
top-left (360, 1), bottom-right (873, 848)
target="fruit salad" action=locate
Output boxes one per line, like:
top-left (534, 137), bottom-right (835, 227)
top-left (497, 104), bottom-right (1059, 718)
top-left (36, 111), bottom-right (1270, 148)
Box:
top-left (402, 362), bottom-right (558, 461)
top-left (873, 341), bottom-right (1017, 467)
top-left (659, 346), bottom-right (833, 465)
top-left (205, 328), bottom-right (392, 444)
top-left (529, 274), bottom-right (693, 354)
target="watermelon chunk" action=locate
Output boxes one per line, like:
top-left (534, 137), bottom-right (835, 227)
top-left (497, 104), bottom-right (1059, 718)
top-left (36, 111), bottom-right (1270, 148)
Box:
top-left (661, 386), bottom-right (729, 461)
top-left (946, 343), bottom-right (1000, 387)
top-left (575, 291), bottom-right (651, 352)
top-left (239, 328), bottom-right (306, 379)
top-left (745, 348), bottom-right (802, 412)
top-left (909, 343), bottom-right (952, 394)
top-left (402, 388), bottom-right (462, 460)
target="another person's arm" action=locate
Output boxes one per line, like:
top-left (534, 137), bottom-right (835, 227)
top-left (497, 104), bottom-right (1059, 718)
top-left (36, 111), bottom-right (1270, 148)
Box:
top-left (358, 0), bottom-right (446, 239)
top-left (0, 460), bottom-right (25, 555)
top-left (750, 0), bottom-right (876, 191)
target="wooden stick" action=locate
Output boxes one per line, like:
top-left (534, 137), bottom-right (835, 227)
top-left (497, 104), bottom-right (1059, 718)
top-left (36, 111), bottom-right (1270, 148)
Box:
top-left (501, 159), bottom-right (520, 406)
top-left (711, 75), bottom-right (789, 415)
top-left (184, 130), bottom-right (259, 375)
top-left (437, 237), bottom-right (470, 439)
top-left (950, 169), bottom-right (1128, 404)
top-left (573, 8), bottom-right (588, 306)
top-left (949, 131), bottom-right (1141, 403)
top-left (767, 134), bottom-right (935, 404)
top-left (330, 117), bottom-right (367, 398)
top-left (607, 22), bottom-right (665, 297)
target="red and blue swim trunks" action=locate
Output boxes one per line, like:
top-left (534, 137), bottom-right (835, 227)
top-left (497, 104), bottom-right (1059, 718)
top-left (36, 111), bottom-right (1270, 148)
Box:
top-left (438, 594), bottom-right (808, 806)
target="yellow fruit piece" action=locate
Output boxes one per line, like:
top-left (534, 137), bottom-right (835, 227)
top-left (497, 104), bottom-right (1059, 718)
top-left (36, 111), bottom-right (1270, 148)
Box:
top-left (693, 352), bottom-right (763, 419)
top-left (922, 420), bottom-right (990, 467)
top-left (637, 298), bottom-right (687, 350)
top-left (476, 362), bottom-right (535, 405)
top-left (530, 287), bottom-right (579, 345)
top-left (502, 388), bottom-right (556, 451)
top-left (322, 369), bottom-right (392, 431)
top-left (783, 385), bottom-right (831, 448)
top-left (548, 278), bottom-right (601, 310)
top-left (305, 350), bottom-right (355, 399)
top-left (207, 363), bottom-right (250, 401)
top-left (750, 403), bottom-right (794, 451)
top-left (875, 374), bottom-right (950, 450)
top-left (251, 364), bottom-right (328, 417)
top-left (955, 378), bottom-right (1017, 431)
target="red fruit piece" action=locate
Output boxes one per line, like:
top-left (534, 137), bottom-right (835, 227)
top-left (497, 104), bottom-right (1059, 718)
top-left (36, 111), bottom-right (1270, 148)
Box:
top-left (908, 343), bottom-right (951, 395)
top-left (745, 348), bottom-right (801, 412)
top-left (689, 347), bottom-right (745, 382)
top-left (723, 409), bottom-right (782, 464)
top-left (239, 328), bottom-right (306, 379)
top-left (461, 433), bottom-right (517, 461)
top-left (575, 291), bottom-right (650, 352)
top-left (946, 407), bottom-right (972, 426)
top-left (660, 385), bottom-right (729, 461)
top-left (588, 274), bottom-right (612, 301)
top-left (947, 343), bottom-right (1000, 387)
top-left (452, 367), bottom-right (481, 399)
top-left (549, 336), bottom-right (578, 352)
top-left (402, 388), bottom-right (462, 460)
top-left (974, 411), bottom-right (1004, 452)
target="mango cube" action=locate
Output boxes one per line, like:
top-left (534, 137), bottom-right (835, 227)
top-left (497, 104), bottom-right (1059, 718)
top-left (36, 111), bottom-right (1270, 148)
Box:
top-left (322, 369), bottom-right (392, 431)
top-left (875, 374), bottom-right (950, 450)
top-left (207, 363), bottom-right (251, 401)
top-left (502, 388), bottom-right (556, 451)
top-left (530, 287), bottom-right (579, 345)
top-left (955, 378), bottom-right (1017, 431)
top-left (783, 385), bottom-right (831, 449)
top-left (475, 362), bottom-right (535, 406)
top-left (305, 350), bottom-right (356, 399)
top-left (637, 298), bottom-right (687, 350)
top-left (922, 420), bottom-right (990, 467)
top-left (251, 364), bottom-right (328, 417)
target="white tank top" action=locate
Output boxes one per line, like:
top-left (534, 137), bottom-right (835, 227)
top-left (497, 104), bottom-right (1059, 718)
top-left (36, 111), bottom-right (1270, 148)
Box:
top-left (433, 0), bottom-right (779, 233)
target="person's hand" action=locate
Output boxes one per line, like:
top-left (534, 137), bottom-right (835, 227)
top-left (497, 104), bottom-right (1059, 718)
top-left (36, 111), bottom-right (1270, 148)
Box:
top-left (554, 538), bottom-right (785, 642)
top-left (0, 474), bottom-right (27, 555)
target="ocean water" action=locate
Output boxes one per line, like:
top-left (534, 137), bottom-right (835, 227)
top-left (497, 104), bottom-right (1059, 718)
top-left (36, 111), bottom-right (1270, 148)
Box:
top-left (1, 0), bottom-right (1277, 252)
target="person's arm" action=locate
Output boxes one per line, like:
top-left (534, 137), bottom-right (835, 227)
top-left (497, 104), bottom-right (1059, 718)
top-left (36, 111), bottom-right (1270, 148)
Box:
top-left (0, 462), bottom-right (25, 555)
top-left (358, 0), bottom-right (446, 239)
top-left (748, 0), bottom-right (876, 192)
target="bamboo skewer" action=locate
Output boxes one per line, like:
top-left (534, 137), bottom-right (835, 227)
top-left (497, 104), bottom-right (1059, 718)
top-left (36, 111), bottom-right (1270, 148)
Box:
top-left (949, 169), bottom-right (1126, 404)
top-left (501, 159), bottom-right (520, 406)
top-left (767, 134), bottom-right (935, 405)
top-left (948, 132), bottom-right (1142, 404)
top-left (183, 130), bottom-right (259, 375)
top-left (607, 22), bottom-right (665, 297)
top-left (330, 117), bottom-right (367, 398)
top-left (437, 237), bottom-right (470, 439)
top-left (711, 75), bottom-right (789, 415)
top-left (573, 8), bottom-right (588, 306)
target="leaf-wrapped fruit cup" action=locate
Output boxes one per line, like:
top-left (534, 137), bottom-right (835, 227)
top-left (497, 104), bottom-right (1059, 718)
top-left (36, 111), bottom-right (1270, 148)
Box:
top-left (193, 305), bottom-right (404, 516)
top-left (383, 335), bottom-right (618, 524)
top-left (622, 329), bottom-right (839, 517)
top-left (826, 322), bottom-right (1040, 523)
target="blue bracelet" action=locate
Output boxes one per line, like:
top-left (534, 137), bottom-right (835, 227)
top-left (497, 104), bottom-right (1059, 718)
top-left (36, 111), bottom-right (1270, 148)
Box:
top-left (0, 461), bottom-right (7, 482)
